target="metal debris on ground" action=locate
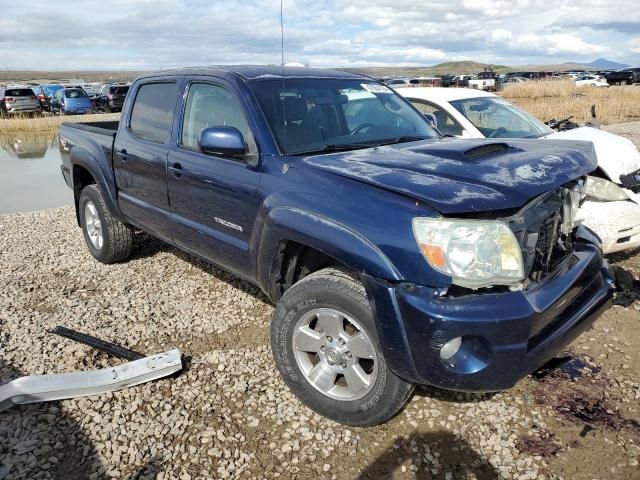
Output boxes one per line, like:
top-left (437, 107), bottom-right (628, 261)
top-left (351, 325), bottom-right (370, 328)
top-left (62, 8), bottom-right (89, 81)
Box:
top-left (0, 327), bottom-right (182, 413)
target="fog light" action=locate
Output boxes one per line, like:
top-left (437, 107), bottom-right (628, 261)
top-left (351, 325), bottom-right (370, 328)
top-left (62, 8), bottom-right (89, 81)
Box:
top-left (440, 337), bottom-right (462, 360)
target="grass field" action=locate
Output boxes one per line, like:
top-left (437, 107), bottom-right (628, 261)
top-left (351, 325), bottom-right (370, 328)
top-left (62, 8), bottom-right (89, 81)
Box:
top-left (0, 113), bottom-right (120, 135)
top-left (500, 80), bottom-right (640, 125)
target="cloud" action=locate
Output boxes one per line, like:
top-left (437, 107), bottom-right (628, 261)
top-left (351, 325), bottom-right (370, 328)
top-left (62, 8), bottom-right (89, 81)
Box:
top-left (0, 0), bottom-right (637, 70)
top-left (509, 34), bottom-right (611, 56)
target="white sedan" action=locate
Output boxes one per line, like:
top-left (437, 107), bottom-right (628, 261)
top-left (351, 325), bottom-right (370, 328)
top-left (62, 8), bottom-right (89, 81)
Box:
top-left (397, 87), bottom-right (640, 254)
top-left (572, 74), bottom-right (609, 88)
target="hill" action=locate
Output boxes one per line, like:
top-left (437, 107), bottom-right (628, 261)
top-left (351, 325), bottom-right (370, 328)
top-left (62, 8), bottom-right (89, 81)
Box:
top-left (340, 60), bottom-right (603, 78)
top-left (585, 58), bottom-right (630, 70)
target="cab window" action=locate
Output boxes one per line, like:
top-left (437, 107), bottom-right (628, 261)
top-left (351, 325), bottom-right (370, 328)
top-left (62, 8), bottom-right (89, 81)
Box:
top-left (129, 82), bottom-right (178, 144)
top-left (180, 82), bottom-right (257, 156)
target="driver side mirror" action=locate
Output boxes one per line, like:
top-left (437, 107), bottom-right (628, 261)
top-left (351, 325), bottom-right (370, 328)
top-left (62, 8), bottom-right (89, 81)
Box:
top-left (423, 112), bottom-right (438, 129)
top-left (199, 126), bottom-right (247, 157)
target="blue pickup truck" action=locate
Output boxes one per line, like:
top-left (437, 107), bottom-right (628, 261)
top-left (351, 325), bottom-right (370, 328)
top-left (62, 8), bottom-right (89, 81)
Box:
top-left (59, 66), bottom-right (614, 426)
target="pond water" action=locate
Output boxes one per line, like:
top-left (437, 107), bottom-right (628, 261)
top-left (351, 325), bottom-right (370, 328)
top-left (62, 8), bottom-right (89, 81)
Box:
top-left (0, 134), bottom-right (74, 214)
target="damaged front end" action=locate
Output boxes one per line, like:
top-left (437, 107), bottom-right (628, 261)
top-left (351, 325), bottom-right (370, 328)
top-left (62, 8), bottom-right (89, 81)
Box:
top-left (362, 179), bottom-right (614, 392)
top-left (504, 181), bottom-right (584, 289)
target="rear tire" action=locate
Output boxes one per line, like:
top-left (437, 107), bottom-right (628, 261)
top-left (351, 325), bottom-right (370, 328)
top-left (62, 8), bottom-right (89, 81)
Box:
top-left (79, 185), bottom-right (133, 264)
top-left (271, 268), bottom-right (414, 426)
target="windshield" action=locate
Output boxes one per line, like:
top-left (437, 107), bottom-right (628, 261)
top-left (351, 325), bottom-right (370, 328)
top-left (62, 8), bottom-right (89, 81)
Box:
top-left (65, 89), bottom-right (88, 98)
top-left (249, 78), bottom-right (437, 155)
top-left (4, 88), bottom-right (34, 97)
top-left (44, 85), bottom-right (63, 96)
top-left (449, 96), bottom-right (552, 139)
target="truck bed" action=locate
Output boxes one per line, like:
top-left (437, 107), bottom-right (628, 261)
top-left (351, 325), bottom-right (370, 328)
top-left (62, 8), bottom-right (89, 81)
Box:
top-left (61, 121), bottom-right (119, 135)
top-left (59, 121), bottom-right (120, 190)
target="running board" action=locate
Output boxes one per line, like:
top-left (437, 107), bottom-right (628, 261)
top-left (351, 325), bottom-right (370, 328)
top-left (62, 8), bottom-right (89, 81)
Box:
top-left (0, 349), bottom-right (182, 413)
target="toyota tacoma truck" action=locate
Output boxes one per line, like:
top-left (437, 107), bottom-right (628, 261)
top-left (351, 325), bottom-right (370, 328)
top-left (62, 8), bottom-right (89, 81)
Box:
top-left (59, 66), bottom-right (614, 426)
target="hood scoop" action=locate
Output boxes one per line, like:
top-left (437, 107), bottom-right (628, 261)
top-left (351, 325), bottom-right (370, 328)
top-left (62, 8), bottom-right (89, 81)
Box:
top-left (464, 143), bottom-right (512, 159)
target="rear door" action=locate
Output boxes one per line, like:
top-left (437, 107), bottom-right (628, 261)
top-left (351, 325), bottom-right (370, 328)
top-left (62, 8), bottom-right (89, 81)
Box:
top-left (167, 77), bottom-right (262, 279)
top-left (113, 78), bottom-right (182, 242)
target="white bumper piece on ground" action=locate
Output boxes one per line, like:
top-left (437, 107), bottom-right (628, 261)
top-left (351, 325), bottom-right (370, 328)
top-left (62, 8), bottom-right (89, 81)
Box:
top-left (0, 349), bottom-right (182, 413)
top-left (579, 200), bottom-right (640, 254)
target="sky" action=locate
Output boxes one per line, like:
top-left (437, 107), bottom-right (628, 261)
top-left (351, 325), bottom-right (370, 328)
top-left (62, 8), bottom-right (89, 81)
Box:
top-left (1, 0), bottom-right (639, 71)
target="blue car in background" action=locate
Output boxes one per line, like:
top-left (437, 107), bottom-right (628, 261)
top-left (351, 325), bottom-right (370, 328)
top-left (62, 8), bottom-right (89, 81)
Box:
top-left (32, 84), bottom-right (63, 112)
top-left (51, 88), bottom-right (93, 115)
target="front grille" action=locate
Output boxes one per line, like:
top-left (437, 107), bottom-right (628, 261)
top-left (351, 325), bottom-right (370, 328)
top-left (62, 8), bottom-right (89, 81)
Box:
top-left (529, 213), bottom-right (572, 282)
top-left (505, 186), bottom-right (579, 288)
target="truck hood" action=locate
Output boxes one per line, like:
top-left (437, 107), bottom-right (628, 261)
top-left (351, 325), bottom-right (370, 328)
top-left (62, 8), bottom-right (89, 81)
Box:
top-left (300, 138), bottom-right (597, 214)
top-left (545, 127), bottom-right (640, 183)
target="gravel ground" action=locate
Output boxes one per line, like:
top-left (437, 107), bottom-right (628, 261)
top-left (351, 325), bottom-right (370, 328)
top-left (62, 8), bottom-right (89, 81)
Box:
top-left (1, 124), bottom-right (640, 480)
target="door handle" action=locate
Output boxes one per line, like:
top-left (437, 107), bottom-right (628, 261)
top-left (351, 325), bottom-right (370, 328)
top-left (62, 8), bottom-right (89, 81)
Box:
top-left (169, 162), bottom-right (183, 178)
top-left (119, 149), bottom-right (129, 162)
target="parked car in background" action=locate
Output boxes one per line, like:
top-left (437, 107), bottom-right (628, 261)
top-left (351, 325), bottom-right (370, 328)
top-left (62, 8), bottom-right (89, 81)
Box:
top-left (94, 84), bottom-right (130, 112)
top-left (436, 74), bottom-right (455, 87)
top-left (503, 76), bottom-right (528, 84)
top-left (31, 84), bottom-right (63, 112)
top-left (0, 86), bottom-right (42, 117)
top-left (59, 66), bottom-right (613, 426)
top-left (573, 74), bottom-right (609, 88)
top-left (82, 84), bottom-right (102, 99)
top-left (50, 88), bottom-right (93, 115)
top-left (398, 87), bottom-right (640, 253)
top-left (605, 68), bottom-right (640, 86)
top-left (469, 71), bottom-right (497, 91)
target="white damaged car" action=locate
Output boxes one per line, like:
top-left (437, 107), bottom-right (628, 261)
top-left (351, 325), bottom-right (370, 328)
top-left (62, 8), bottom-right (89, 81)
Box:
top-left (397, 87), bottom-right (640, 254)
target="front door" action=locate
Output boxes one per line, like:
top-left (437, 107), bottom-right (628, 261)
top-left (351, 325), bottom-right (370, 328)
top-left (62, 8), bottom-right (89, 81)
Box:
top-left (113, 80), bottom-right (180, 241)
top-left (167, 79), bottom-right (262, 279)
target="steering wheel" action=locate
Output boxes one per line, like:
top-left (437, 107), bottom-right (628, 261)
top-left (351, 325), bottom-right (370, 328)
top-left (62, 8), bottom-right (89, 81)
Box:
top-left (487, 127), bottom-right (507, 138)
top-left (350, 122), bottom-right (375, 135)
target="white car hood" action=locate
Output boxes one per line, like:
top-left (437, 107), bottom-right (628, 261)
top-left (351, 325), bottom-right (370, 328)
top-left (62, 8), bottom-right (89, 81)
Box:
top-left (545, 127), bottom-right (640, 183)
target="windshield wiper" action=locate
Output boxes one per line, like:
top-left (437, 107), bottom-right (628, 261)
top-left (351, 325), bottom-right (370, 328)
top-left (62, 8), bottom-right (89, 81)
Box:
top-left (374, 135), bottom-right (430, 146)
top-left (292, 143), bottom-right (375, 156)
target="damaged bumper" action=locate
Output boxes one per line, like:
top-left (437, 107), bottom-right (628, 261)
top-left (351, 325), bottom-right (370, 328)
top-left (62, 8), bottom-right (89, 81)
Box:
top-left (0, 349), bottom-right (182, 413)
top-left (364, 228), bottom-right (614, 392)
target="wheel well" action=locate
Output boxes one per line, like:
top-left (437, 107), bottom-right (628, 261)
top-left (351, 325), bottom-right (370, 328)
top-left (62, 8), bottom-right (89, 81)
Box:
top-left (72, 165), bottom-right (96, 225)
top-left (270, 241), bottom-right (349, 301)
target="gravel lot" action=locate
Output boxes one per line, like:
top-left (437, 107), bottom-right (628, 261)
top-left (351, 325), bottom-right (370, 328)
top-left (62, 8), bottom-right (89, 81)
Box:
top-left (1, 124), bottom-right (640, 480)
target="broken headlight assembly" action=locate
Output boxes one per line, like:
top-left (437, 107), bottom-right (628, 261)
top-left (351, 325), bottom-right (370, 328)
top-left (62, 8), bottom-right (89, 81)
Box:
top-left (584, 176), bottom-right (629, 201)
top-left (412, 218), bottom-right (524, 289)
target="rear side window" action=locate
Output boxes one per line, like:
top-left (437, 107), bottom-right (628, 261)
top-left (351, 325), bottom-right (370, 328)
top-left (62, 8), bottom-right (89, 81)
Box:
top-left (111, 86), bottom-right (129, 95)
top-left (129, 82), bottom-right (178, 144)
top-left (4, 88), bottom-right (34, 97)
top-left (65, 89), bottom-right (88, 98)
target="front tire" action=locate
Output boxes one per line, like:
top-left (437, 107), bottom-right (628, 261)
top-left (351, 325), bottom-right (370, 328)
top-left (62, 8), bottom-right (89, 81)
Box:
top-left (79, 185), bottom-right (133, 264)
top-left (271, 268), bottom-right (414, 426)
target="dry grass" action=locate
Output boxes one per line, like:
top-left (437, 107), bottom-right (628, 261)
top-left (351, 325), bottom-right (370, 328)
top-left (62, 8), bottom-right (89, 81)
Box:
top-left (500, 80), bottom-right (640, 125)
top-left (0, 113), bottom-right (120, 135)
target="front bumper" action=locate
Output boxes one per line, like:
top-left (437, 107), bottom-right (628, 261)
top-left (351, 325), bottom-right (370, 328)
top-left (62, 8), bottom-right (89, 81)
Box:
top-left (364, 226), bottom-right (614, 392)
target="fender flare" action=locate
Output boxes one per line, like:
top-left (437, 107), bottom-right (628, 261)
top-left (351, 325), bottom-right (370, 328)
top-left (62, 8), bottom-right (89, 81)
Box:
top-left (256, 207), bottom-right (402, 299)
top-left (70, 146), bottom-right (125, 224)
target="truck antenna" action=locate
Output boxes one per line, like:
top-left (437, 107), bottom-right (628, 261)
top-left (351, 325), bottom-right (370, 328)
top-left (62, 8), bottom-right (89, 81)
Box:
top-left (280, 0), bottom-right (287, 160)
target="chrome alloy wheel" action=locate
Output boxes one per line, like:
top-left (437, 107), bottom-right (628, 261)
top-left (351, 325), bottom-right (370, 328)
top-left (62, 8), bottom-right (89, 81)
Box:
top-left (84, 201), bottom-right (104, 250)
top-left (292, 308), bottom-right (378, 401)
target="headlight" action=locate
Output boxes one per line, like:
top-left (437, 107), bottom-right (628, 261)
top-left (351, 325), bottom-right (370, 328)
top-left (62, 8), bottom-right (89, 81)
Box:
top-left (412, 217), bottom-right (524, 289)
top-left (584, 176), bottom-right (628, 201)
